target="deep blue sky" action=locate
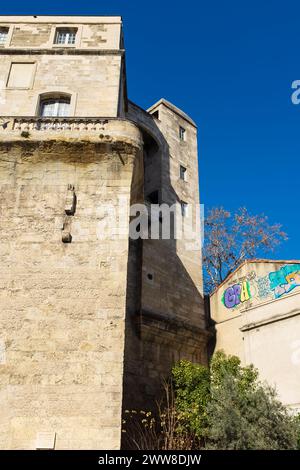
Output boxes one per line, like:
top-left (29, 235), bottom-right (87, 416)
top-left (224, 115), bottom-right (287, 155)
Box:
top-left (2, 1), bottom-right (299, 259)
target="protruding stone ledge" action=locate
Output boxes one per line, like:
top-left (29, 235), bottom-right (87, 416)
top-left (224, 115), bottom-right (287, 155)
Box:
top-left (0, 48), bottom-right (124, 56)
top-left (0, 117), bottom-right (143, 149)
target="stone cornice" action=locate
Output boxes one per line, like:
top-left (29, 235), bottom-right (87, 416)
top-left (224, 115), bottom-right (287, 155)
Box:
top-left (0, 48), bottom-right (124, 56)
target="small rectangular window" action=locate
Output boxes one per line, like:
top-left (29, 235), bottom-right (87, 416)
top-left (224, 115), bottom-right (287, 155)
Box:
top-left (54, 28), bottom-right (77, 45)
top-left (180, 165), bottom-right (187, 181)
top-left (181, 201), bottom-right (188, 217)
top-left (0, 27), bottom-right (9, 46)
top-left (179, 126), bottom-right (186, 141)
top-left (152, 110), bottom-right (159, 119)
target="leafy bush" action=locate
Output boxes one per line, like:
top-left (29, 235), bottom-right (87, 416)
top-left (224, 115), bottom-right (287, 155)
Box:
top-left (172, 351), bottom-right (299, 450)
top-left (172, 360), bottom-right (210, 439)
top-left (207, 375), bottom-right (298, 449)
top-left (123, 351), bottom-right (300, 450)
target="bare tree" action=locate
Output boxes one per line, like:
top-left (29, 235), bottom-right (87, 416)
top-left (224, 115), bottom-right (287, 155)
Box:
top-left (203, 207), bottom-right (287, 293)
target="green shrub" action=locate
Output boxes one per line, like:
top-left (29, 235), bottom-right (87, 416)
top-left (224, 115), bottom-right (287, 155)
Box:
top-left (171, 350), bottom-right (299, 450)
top-left (123, 351), bottom-right (300, 450)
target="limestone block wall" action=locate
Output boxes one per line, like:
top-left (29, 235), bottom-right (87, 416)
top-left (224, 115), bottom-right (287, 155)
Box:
top-left (10, 24), bottom-right (52, 48)
top-left (123, 102), bottom-right (208, 417)
top-left (0, 53), bottom-right (123, 117)
top-left (0, 14), bottom-right (208, 450)
top-left (140, 100), bottom-right (205, 334)
top-left (0, 120), bottom-right (142, 449)
top-left (148, 100), bottom-right (204, 307)
top-left (127, 100), bottom-right (205, 327)
top-left (0, 16), bottom-right (122, 50)
top-left (0, 16), bottom-right (125, 118)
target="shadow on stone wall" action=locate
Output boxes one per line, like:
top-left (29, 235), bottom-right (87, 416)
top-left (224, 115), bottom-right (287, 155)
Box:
top-left (121, 103), bottom-right (211, 447)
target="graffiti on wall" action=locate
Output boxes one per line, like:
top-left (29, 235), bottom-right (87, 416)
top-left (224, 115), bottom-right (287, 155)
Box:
top-left (222, 264), bottom-right (300, 310)
top-left (269, 264), bottom-right (300, 298)
top-left (222, 280), bottom-right (251, 309)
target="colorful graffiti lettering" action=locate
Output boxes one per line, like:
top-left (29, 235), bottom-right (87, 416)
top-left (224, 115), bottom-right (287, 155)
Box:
top-left (221, 264), bottom-right (300, 311)
top-left (223, 280), bottom-right (251, 309)
top-left (269, 264), bottom-right (300, 298)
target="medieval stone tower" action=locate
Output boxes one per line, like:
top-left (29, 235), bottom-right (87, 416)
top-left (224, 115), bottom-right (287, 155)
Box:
top-left (0, 15), bottom-right (208, 449)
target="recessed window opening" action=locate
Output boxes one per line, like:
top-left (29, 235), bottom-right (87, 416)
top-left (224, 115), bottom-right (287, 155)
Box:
top-left (0, 27), bottom-right (9, 45)
top-left (40, 96), bottom-right (71, 117)
top-left (180, 165), bottom-right (187, 181)
top-left (54, 28), bottom-right (77, 45)
top-left (179, 126), bottom-right (186, 141)
top-left (181, 201), bottom-right (188, 217)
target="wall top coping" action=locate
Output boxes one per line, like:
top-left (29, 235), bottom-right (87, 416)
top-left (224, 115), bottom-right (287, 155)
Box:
top-left (0, 16), bottom-right (122, 24)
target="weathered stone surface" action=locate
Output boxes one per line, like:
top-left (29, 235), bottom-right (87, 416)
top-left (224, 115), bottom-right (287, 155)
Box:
top-left (0, 15), bottom-right (208, 450)
top-left (0, 123), bottom-right (143, 449)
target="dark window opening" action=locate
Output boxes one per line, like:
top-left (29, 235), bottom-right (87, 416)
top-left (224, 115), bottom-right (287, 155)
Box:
top-left (179, 126), bottom-right (186, 141)
top-left (180, 165), bottom-right (187, 181)
top-left (145, 190), bottom-right (159, 204)
top-left (181, 201), bottom-right (188, 217)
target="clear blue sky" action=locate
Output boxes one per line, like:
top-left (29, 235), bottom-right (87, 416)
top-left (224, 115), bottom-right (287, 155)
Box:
top-left (2, 0), bottom-right (299, 259)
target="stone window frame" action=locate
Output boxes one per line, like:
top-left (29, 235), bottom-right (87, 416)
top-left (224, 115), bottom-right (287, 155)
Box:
top-left (49, 24), bottom-right (83, 49)
top-left (35, 91), bottom-right (77, 117)
top-left (5, 61), bottom-right (37, 90)
top-left (54, 29), bottom-right (77, 46)
top-left (0, 25), bottom-right (13, 48)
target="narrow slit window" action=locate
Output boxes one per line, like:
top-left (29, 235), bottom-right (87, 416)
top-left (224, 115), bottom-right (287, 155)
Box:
top-left (180, 165), bottom-right (187, 181)
top-left (179, 126), bottom-right (186, 141)
top-left (181, 201), bottom-right (188, 217)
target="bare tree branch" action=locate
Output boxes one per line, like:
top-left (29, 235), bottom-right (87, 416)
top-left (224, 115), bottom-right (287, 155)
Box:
top-left (203, 207), bottom-right (288, 293)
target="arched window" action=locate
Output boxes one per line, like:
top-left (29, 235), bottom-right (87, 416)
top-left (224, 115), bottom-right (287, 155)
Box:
top-left (39, 94), bottom-right (71, 117)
